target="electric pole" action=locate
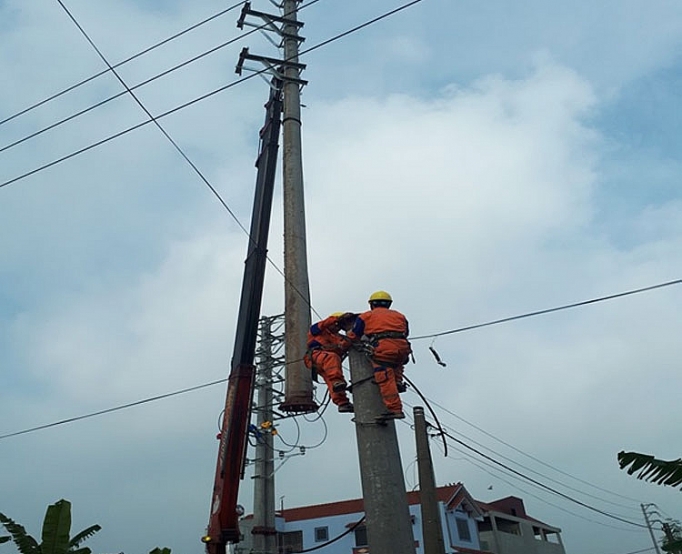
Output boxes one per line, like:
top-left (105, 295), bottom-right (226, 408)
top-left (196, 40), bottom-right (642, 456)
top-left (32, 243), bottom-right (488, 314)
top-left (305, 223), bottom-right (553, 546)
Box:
top-left (349, 348), bottom-right (416, 554)
top-left (414, 406), bottom-right (446, 554)
top-left (642, 503), bottom-right (662, 554)
top-left (251, 315), bottom-right (286, 554)
top-left (236, 0), bottom-right (315, 414)
top-left (280, 0), bottom-right (315, 413)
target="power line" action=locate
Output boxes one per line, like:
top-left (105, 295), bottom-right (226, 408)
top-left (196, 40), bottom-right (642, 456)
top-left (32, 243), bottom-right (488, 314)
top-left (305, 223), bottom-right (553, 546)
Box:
top-left (0, 2), bottom-right (244, 128)
top-left (54, 0), bottom-right (249, 234)
top-left (440, 440), bottom-right (645, 533)
top-left (411, 278), bottom-right (682, 340)
top-left (440, 430), bottom-right (647, 529)
top-left (428, 397), bottom-right (645, 506)
top-left (431, 413), bottom-right (642, 517)
top-left (0, 0), bottom-right (418, 184)
top-left (403, 399), bottom-right (640, 529)
top-left (0, 378), bottom-right (227, 441)
top-left (0, 0), bottom-right (427, 319)
top-left (1, 271), bottom-right (678, 442)
top-left (0, 0), bottom-right (321, 156)
top-left (298, 0), bottom-right (425, 57)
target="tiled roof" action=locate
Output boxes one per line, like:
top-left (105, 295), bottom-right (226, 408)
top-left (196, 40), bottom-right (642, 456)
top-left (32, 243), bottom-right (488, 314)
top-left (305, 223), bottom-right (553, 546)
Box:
top-left (279, 484), bottom-right (464, 521)
top-left (476, 497), bottom-right (556, 529)
top-left (267, 484), bottom-right (551, 529)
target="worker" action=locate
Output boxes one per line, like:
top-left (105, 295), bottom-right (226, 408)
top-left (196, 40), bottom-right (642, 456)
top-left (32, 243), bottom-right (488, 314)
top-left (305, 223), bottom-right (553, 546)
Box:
top-left (347, 291), bottom-right (411, 419)
top-left (304, 312), bottom-right (357, 413)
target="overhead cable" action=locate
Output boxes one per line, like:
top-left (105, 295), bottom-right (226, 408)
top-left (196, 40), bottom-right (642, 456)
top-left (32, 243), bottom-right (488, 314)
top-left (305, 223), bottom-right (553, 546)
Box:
top-left (55, 0), bottom-right (249, 232)
top-left (1, 272), bottom-right (678, 442)
top-left (0, 378), bottom-right (226, 441)
top-left (0, 0), bottom-right (323, 157)
top-left (0, 0), bottom-right (423, 191)
top-left (431, 412), bottom-right (642, 516)
top-left (411, 278), bottom-right (682, 340)
top-left (0, 1), bottom-right (244, 128)
top-left (50, 0), bottom-right (326, 323)
top-left (2, 0), bottom-right (427, 322)
top-left (441, 430), bottom-right (647, 528)
top-left (442, 441), bottom-right (645, 532)
top-left (428, 396), bottom-right (645, 505)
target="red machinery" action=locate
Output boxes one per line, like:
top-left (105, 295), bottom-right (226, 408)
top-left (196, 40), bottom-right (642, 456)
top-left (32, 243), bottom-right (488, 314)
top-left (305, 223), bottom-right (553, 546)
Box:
top-left (203, 81), bottom-right (282, 554)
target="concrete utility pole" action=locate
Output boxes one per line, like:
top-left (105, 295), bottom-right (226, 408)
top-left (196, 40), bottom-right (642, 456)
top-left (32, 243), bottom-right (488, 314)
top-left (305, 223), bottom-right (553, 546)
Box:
top-left (280, 0), bottom-right (315, 413)
top-left (251, 315), bottom-right (285, 554)
top-left (349, 348), bottom-right (416, 554)
top-left (235, 1), bottom-right (314, 414)
top-left (414, 406), bottom-right (446, 554)
top-left (641, 503), bottom-right (663, 554)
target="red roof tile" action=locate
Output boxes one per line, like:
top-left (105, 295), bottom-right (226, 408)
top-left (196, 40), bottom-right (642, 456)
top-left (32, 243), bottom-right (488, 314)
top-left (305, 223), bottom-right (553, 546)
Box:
top-left (265, 484), bottom-right (550, 530)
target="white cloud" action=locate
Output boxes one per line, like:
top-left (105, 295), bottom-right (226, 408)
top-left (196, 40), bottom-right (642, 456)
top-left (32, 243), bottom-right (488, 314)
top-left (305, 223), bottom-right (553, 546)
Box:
top-left (3, 3), bottom-right (682, 554)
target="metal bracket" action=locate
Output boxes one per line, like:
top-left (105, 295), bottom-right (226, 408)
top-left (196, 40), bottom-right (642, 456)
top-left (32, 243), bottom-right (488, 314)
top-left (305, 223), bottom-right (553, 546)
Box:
top-left (237, 1), bottom-right (305, 43)
top-left (236, 47), bottom-right (308, 87)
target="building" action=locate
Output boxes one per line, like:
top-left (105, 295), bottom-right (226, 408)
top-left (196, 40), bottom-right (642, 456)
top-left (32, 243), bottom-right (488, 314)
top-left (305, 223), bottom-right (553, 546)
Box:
top-left (477, 496), bottom-right (565, 554)
top-left (234, 483), bottom-right (566, 554)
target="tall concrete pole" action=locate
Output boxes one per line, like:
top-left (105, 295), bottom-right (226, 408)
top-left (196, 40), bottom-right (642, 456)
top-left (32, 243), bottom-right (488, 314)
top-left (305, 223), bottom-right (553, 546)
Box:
top-left (251, 317), bottom-right (278, 554)
top-left (414, 407), bottom-right (446, 554)
top-left (280, 0), bottom-right (315, 413)
top-left (349, 348), bottom-right (416, 554)
top-left (641, 504), bottom-right (662, 554)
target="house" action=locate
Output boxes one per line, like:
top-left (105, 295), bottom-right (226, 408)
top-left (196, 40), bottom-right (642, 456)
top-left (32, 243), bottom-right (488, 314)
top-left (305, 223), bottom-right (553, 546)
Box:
top-left (477, 496), bottom-right (565, 554)
top-left (234, 483), bottom-right (566, 554)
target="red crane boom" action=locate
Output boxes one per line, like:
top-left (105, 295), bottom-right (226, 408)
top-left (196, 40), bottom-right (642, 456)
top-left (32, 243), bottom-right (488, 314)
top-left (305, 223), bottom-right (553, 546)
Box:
top-left (203, 80), bottom-right (283, 554)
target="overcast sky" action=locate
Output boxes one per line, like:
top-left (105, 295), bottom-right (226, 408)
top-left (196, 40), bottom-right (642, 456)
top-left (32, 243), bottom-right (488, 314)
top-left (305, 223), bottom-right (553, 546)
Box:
top-left (2, 1), bottom-right (682, 554)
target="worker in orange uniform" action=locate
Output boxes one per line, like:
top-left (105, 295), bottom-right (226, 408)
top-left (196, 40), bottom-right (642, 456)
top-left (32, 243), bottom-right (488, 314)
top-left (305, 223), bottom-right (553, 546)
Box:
top-left (304, 312), bottom-right (357, 413)
top-left (347, 291), bottom-right (411, 419)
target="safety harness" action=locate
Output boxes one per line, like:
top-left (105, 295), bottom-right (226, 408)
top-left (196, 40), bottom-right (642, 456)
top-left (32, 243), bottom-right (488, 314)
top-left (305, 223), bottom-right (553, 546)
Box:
top-left (366, 331), bottom-right (408, 342)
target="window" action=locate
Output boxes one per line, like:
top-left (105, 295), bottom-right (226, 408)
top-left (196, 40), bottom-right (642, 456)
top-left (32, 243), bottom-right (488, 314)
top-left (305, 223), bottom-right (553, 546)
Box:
top-left (278, 530), bottom-right (303, 553)
top-left (314, 527), bottom-right (329, 543)
top-left (354, 525), bottom-right (368, 547)
top-left (496, 517), bottom-right (521, 536)
top-left (456, 518), bottom-right (471, 542)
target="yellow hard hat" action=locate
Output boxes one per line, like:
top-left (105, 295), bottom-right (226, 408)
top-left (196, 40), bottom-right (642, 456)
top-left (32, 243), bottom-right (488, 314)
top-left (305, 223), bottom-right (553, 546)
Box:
top-left (330, 312), bottom-right (345, 318)
top-left (368, 291), bottom-right (393, 303)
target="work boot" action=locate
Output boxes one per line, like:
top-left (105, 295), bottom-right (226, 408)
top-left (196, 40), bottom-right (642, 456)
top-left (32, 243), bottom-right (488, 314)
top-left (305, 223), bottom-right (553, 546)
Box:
top-left (377, 410), bottom-right (405, 420)
top-left (332, 381), bottom-right (347, 393)
top-left (396, 381), bottom-right (407, 393)
top-left (338, 402), bottom-right (354, 413)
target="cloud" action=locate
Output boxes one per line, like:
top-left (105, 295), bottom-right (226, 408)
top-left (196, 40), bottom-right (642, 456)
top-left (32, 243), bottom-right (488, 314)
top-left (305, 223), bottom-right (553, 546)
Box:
top-left (3, 3), bottom-right (682, 554)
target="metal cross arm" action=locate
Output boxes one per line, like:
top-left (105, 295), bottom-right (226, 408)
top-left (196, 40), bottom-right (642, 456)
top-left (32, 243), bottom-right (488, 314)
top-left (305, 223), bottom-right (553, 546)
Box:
top-left (237, 1), bottom-right (305, 42)
top-left (236, 47), bottom-right (308, 86)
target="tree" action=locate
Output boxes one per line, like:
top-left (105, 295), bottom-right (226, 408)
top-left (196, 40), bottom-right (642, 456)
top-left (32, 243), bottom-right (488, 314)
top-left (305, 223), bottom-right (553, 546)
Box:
top-left (0, 499), bottom-right (101, 554)
top-left (661, 520), bottom-right (682, 554)
top-left (618, 451), bottom-right (682, 490)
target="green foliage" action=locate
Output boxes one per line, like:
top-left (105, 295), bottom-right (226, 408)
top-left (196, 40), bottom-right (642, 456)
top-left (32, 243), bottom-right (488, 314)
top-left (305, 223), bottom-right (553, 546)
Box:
top-left (0, 514), bottom-right (40, 554)
top-left (0, 500), bottom-right (100, 554)
top-left (41, 500), bottom-right (72, 554)
top-left (68, 526), bottom-right (101, 551)
top-left (149, 548), bottom-right (172, 554)
top-left (618, 451), bottom-right (682, 490)
top-left (662, 520), bottom-right (682, 554)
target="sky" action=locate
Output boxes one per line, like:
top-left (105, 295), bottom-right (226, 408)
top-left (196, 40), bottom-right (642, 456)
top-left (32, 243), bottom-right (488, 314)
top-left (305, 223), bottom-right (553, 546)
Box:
top-left (1, 1), bottom-right (682, 554)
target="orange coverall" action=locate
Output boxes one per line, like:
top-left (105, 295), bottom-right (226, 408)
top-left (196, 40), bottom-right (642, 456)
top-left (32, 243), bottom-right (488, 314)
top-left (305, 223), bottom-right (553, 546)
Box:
top-left (304, 315), bottom-right (352, 407)
top-left (347, 307), bottom-right (411, 414)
